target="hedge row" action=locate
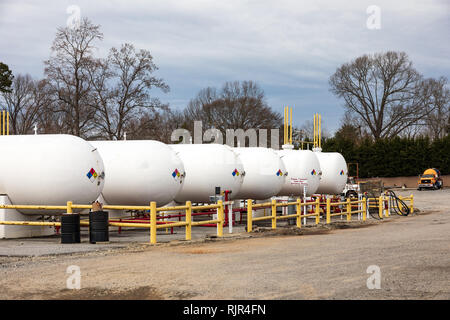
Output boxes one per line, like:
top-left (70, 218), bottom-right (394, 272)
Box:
top-left (322, 135), bottom-right (450, 178)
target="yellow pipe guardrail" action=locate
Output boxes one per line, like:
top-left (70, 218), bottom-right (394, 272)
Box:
top-left (246, 198), bottom-right (321, 232)
top-left (325, 198), bottom-right (367, 223)
top-left (398, 195), bottom-right (414, 214)
top-left (0, 200), bottom-right (225, 244)
top-left (0, 195), bottom-right (414, 243)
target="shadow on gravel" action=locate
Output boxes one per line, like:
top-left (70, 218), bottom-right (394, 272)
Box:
top-left (50, 286), bottom-right (163, 300)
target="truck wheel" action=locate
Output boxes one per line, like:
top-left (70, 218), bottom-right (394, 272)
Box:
top-left (346, 191), bottom-right (358, 199)
top-left (418, 187), bottom-right (422, 191)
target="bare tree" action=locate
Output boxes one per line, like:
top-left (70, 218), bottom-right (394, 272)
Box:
top-left (125, 108), bottom-right (185, 143)
top-left (44, 17), bottom-right (103, 138)
top-left (329, 51), bottom-right (432, 140)
top-left (1, 74), bottom-right (52, 134)
top-left (422, 77), bottom-right (449, 139)
top-left (89, 43), bottom-right (169, 140)
top-left (184, 81), bottom-right (282, 133)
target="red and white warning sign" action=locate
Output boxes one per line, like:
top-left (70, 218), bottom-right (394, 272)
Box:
top-left (290, 178), bottom-right (308, 185)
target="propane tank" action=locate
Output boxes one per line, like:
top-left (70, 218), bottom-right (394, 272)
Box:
top-left (233, 147), bottom-right (286, 200)
top-left (276, 149), bottom-right (321, 196)
top-left (90, 140), bottom-right (185, 206)
top-left (313, 150), bottom-right (347, 195)
top-left (170, 144), bottom-right (244, 203)
top-left (0, 134), bottom-right (105, 214)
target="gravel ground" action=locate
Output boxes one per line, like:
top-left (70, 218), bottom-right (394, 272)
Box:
top-left (0, 188), bottom-right (449, 300)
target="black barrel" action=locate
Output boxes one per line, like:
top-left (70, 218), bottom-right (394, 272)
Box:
top-left (89, 211), bottom-right (109, 243)
top-left (61, 214), bottom-right (81, 244)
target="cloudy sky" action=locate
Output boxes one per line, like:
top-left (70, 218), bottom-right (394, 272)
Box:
top-left (1, 0), bottom-right (449, 133)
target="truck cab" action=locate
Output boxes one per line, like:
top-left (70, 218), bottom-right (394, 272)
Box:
top-left (418, 168), bottom-right (443, 190)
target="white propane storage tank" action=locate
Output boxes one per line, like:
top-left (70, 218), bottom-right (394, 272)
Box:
top-left (0, 134), bottom-right (105, 214)
top-left (314, 150), bottom-right (348, 195)
top-left (170, 144), bottom-right (244, 203)
top-left (90, 140), bottom-right (185, 206)
top-left (276, 149), bottom-right (321, 196)
top-left (233, 147), bottom-right (286, 200)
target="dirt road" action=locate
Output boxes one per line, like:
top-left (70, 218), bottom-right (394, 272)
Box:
top-left (0, 189), bottom-right (449, 299)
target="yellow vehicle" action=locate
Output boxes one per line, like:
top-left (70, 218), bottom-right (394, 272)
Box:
top-left (418, 168), bottom-right (443, 190)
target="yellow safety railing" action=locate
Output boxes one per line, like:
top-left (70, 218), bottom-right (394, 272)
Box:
top-left (0, 200), bottom-right (225, 244)
top-left (0, 195), bottom-right (414, 242)
top-left (246, 198), bottom-right (321, 232)
top-left (154, 200), bottom-right (224, 244)
top-left (398, 194), bottom-right (414, 214)
top-left (367, 196), bottom-right (389, 218)
top-left (325, 198), bottom-right (367, 223)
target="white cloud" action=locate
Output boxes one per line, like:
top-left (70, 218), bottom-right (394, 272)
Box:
top-left (0, 0), bottom-right (448, 133)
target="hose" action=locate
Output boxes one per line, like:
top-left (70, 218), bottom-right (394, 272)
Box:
top-left (385, 190), bottom-right (411, 216)
top-left (365, 191), bottom-right (382, 220)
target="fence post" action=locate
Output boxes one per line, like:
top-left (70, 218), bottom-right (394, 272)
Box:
top-left (296, 198), bottom-right (302, 228)
top-left (346, 198), bottom-right (351, 221)
top-left (217, 200), bottom-right (224, 237)
top-left (247, 199), bottom-right (253, 232)
top-left (378, 196), bottom-right (383, 219)
top-left (271, 199), bottom-right (277, 229)
top-left (150, 201), bottom-right (157, 244)
top-left (362, 198), bottom-right (367, 221)
top-left (326, 198), bottom-right (331, 224)
top-left (315, 198), bottom-right (320, 224)
top-left (66, 201), bottom-right (73, 214)
top-left (410, 194), bottom-right (414, 214)
top-left (185, 201), bottom-right (192, 241)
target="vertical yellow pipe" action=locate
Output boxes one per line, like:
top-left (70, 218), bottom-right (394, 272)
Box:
top-left (410, 194), bottom-right (414, 214)
top-left (326, 198), bottom-right (331, 224)
top-left (284, 107), bottom-right (286, 145)
top-left (150, 201), bottom-right (157, 244)
top-left (316, 113), bottom-right (318, 147)
top-left (363, 198), bottom-right (367, 221)
top-left (247, 199), bottom-right (253, 232)
top-left (313, 114), bottom-right (316, 147)
top-left (319, 114), bottom-right (321, 148)
top-left (66, 201), bottom-right (73, 214)
top-left (314, 198), bottom-right (320, 224)
top-left (296, 198), bottom-right (301, 228)
top-left (271, 199), bottom-right (277, 229)
top-left (217, 200), bottom-right (223, 237)
top-left (2, 110), bottom-right (5, 135)
top-left (7, 111), bottom-right (9, 135)
top-left (185, 201), bottom-right (192, 241)
top-left (283, 107), bottom-right (285, 145)
top-left (346, 198), bottom-right (351, 221)
top-left (284, 106), bottom-right (288, 145)
top-left (378, 196), bottom-right (383, 219)
top-left (289, 107), bottom-right (293, 144)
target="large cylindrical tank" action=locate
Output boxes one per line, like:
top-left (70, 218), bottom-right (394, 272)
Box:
top-left (170, 144), bottom-right (244, 203)
top-left (276, 149), bottom-right (321, 196)
top-left (314, 151), bottom-right (347, 195)
top-left (90, 140), bottom-right (184, 206)
top-left (0, 134), bottom-right (105, 214)
top-left (233, 147), bottom-right (286, 200)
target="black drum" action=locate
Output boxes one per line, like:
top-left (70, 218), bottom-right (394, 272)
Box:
top-left (61, 214), bottom-right (81, 244)
top-left (89, 211), bottom-right (109, 243)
